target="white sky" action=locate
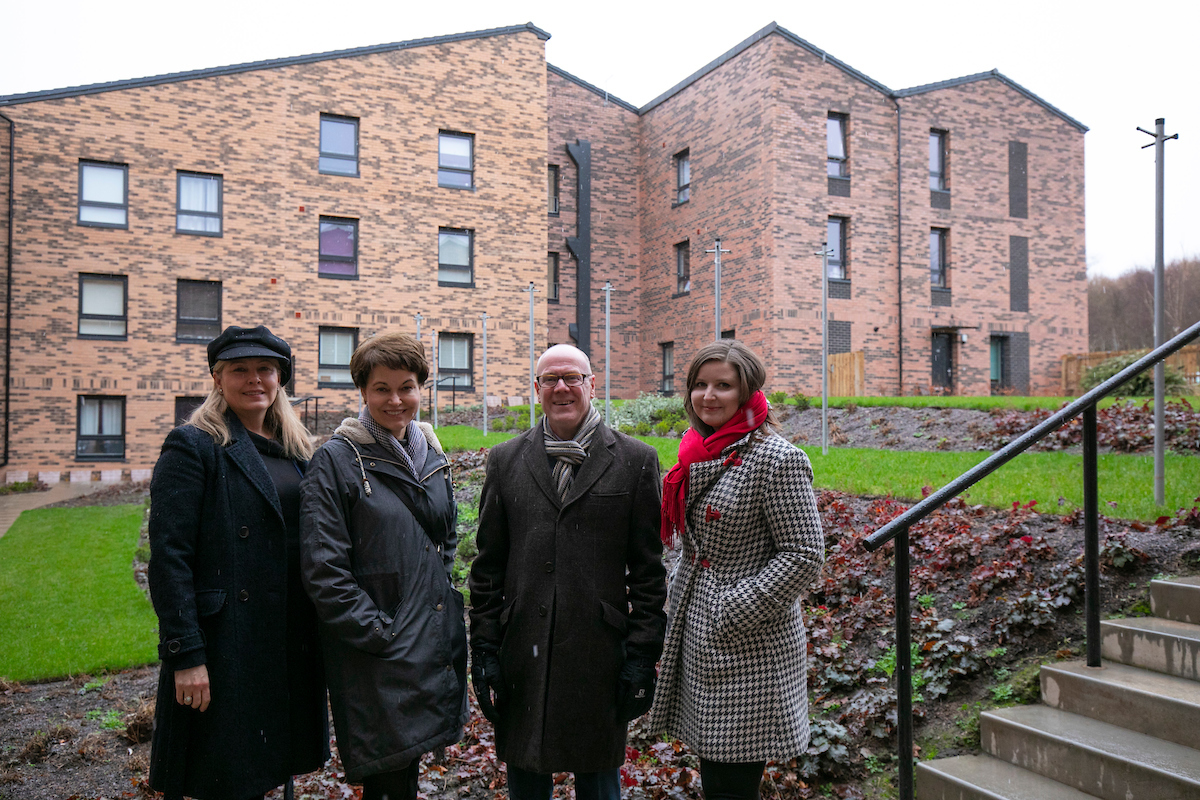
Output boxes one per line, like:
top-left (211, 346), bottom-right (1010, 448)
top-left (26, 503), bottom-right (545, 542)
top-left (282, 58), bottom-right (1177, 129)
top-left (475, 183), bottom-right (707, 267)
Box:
top-left (2, 0), bottom-right (1195, 279)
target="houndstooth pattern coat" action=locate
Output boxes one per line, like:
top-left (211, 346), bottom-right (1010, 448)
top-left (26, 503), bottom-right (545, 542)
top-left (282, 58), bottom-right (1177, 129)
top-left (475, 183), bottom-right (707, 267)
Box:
top-left (648, 429), bottom-right (824, 762)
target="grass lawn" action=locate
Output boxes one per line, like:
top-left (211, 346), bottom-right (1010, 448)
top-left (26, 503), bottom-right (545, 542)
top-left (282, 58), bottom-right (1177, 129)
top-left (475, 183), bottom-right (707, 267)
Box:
top-left (779, 395), bottom-right (1200, 412)
top-left (0, 505), bottom-right (158, 682)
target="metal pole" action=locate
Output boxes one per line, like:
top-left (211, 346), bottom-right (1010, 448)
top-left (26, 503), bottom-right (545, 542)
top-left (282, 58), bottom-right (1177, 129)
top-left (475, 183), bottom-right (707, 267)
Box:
top-left (895, 525), bottom-right (913, 800)
top-left (603, 282), bottom-right (613, 427)
top-left (815, 244), bottom-right (834, 456)
top-left (706, 239), bottom-right (730, 340)
top-left (1083, 406), bottom-right (1101, 667)
top-left (432, 330), bottom-right (439, 429)
top-left (414, 313), bottom-right (424, 423)
top-left (524, 282), bottom-right (537, 429)
top-left (481, 312), bottom-right (489, 436)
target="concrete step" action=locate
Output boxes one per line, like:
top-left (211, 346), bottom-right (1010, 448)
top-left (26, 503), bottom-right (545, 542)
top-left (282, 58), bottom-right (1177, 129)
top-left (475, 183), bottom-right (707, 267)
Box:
top-left (981, 705), bottom-right (1200, 800)
top-left (1040, 659), bottom-right (1200, 749)
top-left (1101, 616), bottom-right (1200, 681)
top-left (1152, 576), bottom-right (1200, 624)
top-left (916, 754), bottom-right (1098, 800)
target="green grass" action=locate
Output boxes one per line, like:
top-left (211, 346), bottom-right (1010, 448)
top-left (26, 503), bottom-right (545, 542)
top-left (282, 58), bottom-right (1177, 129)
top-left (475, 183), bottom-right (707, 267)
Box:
top-left (777, 395), bottom-right (1200, 412)
top-left (432, 425), bottom-right (517, 451)
top-left (0, 505), bottom-right (158, 682)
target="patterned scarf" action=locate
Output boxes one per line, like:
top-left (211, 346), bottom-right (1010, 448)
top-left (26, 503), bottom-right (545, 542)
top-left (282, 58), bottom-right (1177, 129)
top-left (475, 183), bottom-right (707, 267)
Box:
top-left (358, 407), bottom-right (428, 478)
top-left (660, 390), bottom-right (770, 546)
top-left (542, 405), bottom-right (602, 502)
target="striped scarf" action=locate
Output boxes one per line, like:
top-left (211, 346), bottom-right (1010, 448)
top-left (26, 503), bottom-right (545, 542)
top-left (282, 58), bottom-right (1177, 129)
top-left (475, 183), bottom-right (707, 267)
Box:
top-left (542, 406), bottom-right (602, 502)
top-left (358, 407), bottom-right (428, 478)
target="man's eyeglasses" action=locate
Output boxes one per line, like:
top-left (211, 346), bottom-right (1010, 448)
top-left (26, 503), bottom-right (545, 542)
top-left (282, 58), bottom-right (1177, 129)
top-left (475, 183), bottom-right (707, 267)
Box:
top-left (537, 373), bottom-right (590, 388)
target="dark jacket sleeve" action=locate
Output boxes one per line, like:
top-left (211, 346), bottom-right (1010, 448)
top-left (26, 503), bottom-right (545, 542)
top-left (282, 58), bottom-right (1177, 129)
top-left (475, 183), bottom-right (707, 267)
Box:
top-left (624, 440), bottom-right (668, 660)
top-left (299, 442), bottom-right (394, 655)
top-left (148, 427), bottom-right (212, 670)
top-left (467, 443), bottom-right (511, 648)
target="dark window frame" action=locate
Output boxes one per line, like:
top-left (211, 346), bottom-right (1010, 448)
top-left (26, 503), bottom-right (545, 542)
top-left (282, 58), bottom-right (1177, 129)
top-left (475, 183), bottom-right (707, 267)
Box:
top-left (675, 241), bottom-right (691, 295)
top-left (827, 113), bottom-right (849, 178)
top-left (548, 165), bottom-right (560, 215)
top-left (438, 131), bottom-right (475, 189)
top-left (720, 329), bottom-right (736, 340)
top-left (661, 342), bottom-right (675, 395)
top-left (674, 149), bottom-right (690, 205)
top-left (930, 228), bottom-right (949, 288)
top-left (438, 227), bottom-right (475, 288)
top-left (76, 395), bottom-right (126, 461)
top-left (319, 114), bottom-right (360, 177)
top-left (78, 273), bottom-right (128, 340)
top-left (318, 216), bottom-right (359, 280)
top-left (78, 160), bottom-right (129, 229)
top-left (175, 171), bottom-right (223, 236)
top-left (990, 335), bottom-right (1010, 394)
top-left (176, 279), bottom-right (222, 343)
top-left (929, 130), bottom-right (948, 192)
top-left (548, 252), bottom-right (560, 303)
top-left (437, 332), bottom-right (475, 392)
top-left (317, 326), bottom-right (358, 388)
top-left (174, 396), bottom-right (205, 427)
top-left (827, 217), bottom-right (848, 281)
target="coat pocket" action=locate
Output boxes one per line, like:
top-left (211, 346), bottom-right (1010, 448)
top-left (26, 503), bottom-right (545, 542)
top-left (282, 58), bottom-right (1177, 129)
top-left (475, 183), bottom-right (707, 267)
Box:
top-left (195, 589), bottom-right (227, 617)
top-left (599, 599), bottom-right (629, 635)
top-left (357, 572), bottom-right (405, 618)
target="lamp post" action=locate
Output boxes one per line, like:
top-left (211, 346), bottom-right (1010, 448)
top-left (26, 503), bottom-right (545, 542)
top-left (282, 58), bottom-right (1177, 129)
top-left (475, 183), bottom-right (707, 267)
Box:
top-left (480, 312), bottom-right (489, 435)
top-left (602, 281), bottom-right (613, 426)
top-left (815, 243), bottom-right (835, 455)
top-left (524, 282), bottom-right (538, 429)
top-left (706, 238), bottom-right (731, 340)
top-left (413, 313), bottom-right (424, 422)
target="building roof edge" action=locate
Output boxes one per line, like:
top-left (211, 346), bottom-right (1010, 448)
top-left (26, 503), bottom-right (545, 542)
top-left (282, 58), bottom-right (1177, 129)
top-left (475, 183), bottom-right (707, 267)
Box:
top-left (546, 64), bottom-right (639, 113)
top-left (894, 69), bottom-right (1088, 132)
top-left (0, 23), bottom-right (551, 107)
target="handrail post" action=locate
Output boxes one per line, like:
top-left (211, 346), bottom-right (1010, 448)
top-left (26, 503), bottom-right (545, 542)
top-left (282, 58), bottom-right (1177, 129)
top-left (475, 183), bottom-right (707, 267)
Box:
top-left (895, 524), bottom-right (914, 799)
top-left (1083, 406), bottom-right (1101, 667)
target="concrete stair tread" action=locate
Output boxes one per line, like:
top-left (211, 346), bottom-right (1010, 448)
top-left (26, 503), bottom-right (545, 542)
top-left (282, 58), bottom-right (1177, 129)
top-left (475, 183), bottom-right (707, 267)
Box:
top-left (917, 754), bottom-right (1099, 799)
top-left (1044, 659), bottom-right (1200, 705)
top-left (1101, 615), bottom-right (1200, 640)
top-left (1152, 576), bottom-right (1200, 624)
top-left (984, 705), bottom-right (1200, 784)
top-left (1156, 575), bottom-right (1200, 588)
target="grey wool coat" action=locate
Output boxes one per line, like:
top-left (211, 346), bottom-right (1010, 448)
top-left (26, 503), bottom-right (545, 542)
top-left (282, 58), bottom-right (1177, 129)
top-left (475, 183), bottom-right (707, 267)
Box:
top-left (468, 423), bottom-right (667, 774)
top-left (147, 416), bottom-right (329, 800)
top-left (300, 419), bottom-right (468, 782)
top-left (647, 429), bottom-right (824, 763)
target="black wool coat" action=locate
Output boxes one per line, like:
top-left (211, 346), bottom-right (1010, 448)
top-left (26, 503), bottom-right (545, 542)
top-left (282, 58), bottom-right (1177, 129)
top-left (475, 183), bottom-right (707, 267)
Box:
top-left (300, 419), bottom-right (468, 782)
top-left (147, 416), bottom-right (329, 800)
top-left (468, 423), bottom-right (667, 774)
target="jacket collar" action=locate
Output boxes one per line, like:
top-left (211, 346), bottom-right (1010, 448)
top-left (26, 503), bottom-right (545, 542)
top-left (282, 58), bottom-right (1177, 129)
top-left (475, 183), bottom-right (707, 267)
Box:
top-left (223, 411), bottom-right (284, 523)
top-left (686, 429), bottom-right (757, 512)
top-left (333, 418), bottom-right (447, 486)
top-left (518, 420), bottom-right (616, 511)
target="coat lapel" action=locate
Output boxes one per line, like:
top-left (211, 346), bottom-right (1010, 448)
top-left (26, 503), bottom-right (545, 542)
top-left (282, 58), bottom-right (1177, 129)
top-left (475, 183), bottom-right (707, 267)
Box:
top-left (518, 428), bottom-right (562, 509)
top-left (224, 415), bottom-right (284, 524)
top-left (561, 424), bottom-right (615, 510)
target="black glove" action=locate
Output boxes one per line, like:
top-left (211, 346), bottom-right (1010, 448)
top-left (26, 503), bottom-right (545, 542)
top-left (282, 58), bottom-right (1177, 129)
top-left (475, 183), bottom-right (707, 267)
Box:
top-left (616, 655), bottom-right (657, 722)
top-left (471, 644), bottom-right (504, 725)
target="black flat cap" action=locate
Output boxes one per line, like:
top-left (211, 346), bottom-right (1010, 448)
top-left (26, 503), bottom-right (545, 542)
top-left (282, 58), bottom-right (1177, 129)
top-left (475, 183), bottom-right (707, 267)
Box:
top-left (207, 325), bottom-right (292, 386)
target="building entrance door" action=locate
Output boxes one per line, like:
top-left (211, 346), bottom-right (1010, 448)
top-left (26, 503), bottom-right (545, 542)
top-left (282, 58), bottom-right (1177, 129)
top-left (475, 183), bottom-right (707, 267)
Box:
top-left (931, 332), bottom-right (953, 391)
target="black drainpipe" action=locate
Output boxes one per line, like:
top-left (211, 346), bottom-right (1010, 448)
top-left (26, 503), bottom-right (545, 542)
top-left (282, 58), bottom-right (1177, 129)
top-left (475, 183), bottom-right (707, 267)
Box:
top-left (892, 98), bottom-right (904, 395)
top-left (566, 139), bottom-right (592, 358)
top-left (0, 110), bottom-right (13, 468)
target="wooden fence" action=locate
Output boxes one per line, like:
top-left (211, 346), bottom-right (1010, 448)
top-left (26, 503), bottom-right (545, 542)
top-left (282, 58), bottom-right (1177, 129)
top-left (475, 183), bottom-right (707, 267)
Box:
top-left (829, 350), bottom-right (865, 396)
top-left (1061, 343), bottom-right (1200, 395)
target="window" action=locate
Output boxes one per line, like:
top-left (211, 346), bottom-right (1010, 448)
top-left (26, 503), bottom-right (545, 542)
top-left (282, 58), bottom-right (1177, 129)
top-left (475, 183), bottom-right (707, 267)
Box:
top-left (176, 172), bottom-right (222, 235)
top-left (548, 165), bottom-right (560, 214)
top-left (990, 336), bottom-right (1008, 393)
top-left (438, 333), bottom-right (473, 389)
top-left (319, 115), bottom-right (358, 176)
top-left (675, 241), bottom-right (690, 294)
top-left (548, 252), bottom-right (560, 302)
top-left (930, 229), bottom-right (949, 288)
top-left (929, 131), bottom-right (948, 191)
top-left (1008, 141), bottom-right (1028, 218)
top-left (176, 280), bottom-right (221, 342)
top-left (175, 397), bottom-right (205, 426)
top-left (827, 114), bottom-right (848, 177)
top-left (661, 343), bottom-right (674, 394)
top-left (318, 327), bottom-right (357, 387)
top-left (720, 329), bottom-right (736, 340)
top-left (438, 132), bottom-right (474, 188)
top-left (78, 274), bottom-right (127, 339)
top-left (826, 218), bottom-right (847, 280)
top-left (319, 217), bottom-right (358, 278)
top-left (675, 150), bottom-right (690, 204)
top-left (438, 228), bottom-right (473, 286)
top-left (78, 161), bottom-right (128, 228)
top-left (77, 396), bottom-right (125, 460)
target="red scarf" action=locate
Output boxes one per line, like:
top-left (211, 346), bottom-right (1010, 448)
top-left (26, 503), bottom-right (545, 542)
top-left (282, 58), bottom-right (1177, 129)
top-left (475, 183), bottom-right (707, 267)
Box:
top-left (661, 390), bottom-right (769, 546)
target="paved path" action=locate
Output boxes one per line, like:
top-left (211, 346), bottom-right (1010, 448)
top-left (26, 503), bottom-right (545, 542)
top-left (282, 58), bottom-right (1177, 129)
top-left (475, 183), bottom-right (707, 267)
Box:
top-left (0, 482), bottom-right (116, 538)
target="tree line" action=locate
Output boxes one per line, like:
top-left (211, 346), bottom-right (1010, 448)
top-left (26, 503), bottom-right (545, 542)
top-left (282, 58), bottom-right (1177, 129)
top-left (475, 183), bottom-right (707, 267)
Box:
top-left (1088, 257), bottom-right (1200, 352)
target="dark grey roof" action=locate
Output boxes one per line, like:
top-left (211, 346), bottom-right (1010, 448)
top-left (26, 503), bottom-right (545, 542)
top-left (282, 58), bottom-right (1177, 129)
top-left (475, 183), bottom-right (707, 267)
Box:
top-left (0, 23), bottom-right (551, 107)
top-left (639, 22), bottom-right (893, 114)
top-left (895, 69), bottom-right (1087, 132)
top-left (547, 64), bottom-right (639, 114)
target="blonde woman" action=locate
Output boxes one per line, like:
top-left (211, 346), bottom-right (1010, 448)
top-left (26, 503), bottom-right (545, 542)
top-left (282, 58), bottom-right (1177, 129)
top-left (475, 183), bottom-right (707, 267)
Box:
top-left (148, 325), bottom-right (329, 800)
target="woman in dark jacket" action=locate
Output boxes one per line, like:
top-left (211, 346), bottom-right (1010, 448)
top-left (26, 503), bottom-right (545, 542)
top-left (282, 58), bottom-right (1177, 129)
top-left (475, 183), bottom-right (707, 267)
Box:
top-left (301, 331), bottom-right (467, 800)
top-left (148, 325), bottom-right (329, 800)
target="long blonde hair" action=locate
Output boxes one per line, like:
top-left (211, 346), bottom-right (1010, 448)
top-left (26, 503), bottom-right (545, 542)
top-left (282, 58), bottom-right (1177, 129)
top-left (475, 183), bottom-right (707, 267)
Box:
top-left (186, 361), bottom-right (315, 460)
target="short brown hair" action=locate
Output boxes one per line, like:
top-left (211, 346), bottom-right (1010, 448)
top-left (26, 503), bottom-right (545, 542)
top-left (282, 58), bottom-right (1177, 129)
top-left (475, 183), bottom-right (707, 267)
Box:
top-left (350, 332), bottom-right (429, 389)
top-left (683, 339), bottom-right (777, 435)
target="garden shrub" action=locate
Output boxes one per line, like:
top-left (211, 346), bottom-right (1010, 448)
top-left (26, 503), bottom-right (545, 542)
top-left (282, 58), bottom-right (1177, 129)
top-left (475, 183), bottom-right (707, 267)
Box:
top-left (1082, 351), bottom-right (1187, 396)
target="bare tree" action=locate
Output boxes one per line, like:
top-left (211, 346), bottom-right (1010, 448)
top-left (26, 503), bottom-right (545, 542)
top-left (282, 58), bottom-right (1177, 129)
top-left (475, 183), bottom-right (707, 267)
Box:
top-left (1088, 257), bottom-right (1199, 351)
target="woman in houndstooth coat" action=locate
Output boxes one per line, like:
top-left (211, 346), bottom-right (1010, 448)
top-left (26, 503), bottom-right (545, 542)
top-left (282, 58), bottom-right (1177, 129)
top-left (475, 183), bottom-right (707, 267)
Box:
top-left (648, 340), bottom-right (824, 800)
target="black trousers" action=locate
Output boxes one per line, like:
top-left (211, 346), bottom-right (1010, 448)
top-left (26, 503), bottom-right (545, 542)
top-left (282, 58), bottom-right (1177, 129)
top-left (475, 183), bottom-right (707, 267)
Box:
top-left (361, 762), bottom-right (419, 800)
top-left (698, 759), bottom-right (766, 800)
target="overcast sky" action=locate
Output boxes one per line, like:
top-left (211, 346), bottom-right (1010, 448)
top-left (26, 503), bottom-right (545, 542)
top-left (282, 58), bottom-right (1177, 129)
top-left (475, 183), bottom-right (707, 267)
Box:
top-left (2, 0), bottom-right (1195, 279)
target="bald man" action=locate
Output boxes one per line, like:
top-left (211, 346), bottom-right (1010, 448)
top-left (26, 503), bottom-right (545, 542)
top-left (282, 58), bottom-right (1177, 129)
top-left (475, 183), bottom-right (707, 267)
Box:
top-left (469, 345), bottom-right (666, 800)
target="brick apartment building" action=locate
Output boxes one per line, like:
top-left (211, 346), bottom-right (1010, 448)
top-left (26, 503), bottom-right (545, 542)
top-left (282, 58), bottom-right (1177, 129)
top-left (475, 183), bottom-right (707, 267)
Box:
top-left (0, 22), bottom-right (1086, 481)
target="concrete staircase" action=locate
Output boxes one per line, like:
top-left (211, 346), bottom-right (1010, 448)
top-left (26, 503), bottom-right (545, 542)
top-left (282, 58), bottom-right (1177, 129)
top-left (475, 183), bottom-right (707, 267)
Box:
top-left (916, 575), bottom-right (1200, 799)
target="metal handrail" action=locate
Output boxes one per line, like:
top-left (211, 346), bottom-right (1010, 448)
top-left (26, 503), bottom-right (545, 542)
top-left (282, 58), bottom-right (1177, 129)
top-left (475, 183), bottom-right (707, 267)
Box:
top-left (861, 317), bottom-right (1200, 800)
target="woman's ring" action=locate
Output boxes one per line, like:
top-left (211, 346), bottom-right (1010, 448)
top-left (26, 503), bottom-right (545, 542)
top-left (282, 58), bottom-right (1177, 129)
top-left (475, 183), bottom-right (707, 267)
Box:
top-left (184, 696), bottom-right (192, 703)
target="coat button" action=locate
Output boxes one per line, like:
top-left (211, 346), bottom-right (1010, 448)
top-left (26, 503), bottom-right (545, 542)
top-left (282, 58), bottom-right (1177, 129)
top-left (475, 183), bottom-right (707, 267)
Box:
top-left (369, 461), bottom-right (376, 467)
top-left (445, 664), bottom-right (452, 672)
top-left (239, 589), bottom-right (249, 601)
top-left (436, 603), bottom-right (444, 611)
top-left (239, 526), bottom-right (249, 539)
top-left (167, 640), bottom-right (180, 654)
top-left (544, 562), bottom-right (554, 573)
top-left (538, 604), bottom-right (547, 617)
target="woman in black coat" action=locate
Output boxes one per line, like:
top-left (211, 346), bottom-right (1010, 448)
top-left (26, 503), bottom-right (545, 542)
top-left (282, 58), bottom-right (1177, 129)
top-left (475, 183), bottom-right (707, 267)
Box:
top-left (148, 325), bottom-right (329, 800)
top-left (301, 331), bottom-right (467, 800)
